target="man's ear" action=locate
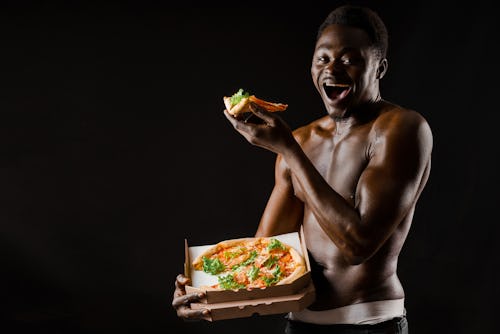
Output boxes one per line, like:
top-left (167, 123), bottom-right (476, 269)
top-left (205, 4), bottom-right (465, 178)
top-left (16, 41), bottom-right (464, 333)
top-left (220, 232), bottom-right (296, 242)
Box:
top-left (376, 58), bottom-right (388, 79)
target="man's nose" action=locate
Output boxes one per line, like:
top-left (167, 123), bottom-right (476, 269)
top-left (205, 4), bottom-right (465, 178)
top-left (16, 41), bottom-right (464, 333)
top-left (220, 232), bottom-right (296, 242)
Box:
top-left (326, 60), bottom-right (343, 73)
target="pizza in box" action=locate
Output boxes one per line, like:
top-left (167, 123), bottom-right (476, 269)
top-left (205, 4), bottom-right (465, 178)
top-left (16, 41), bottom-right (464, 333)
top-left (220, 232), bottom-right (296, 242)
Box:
top-left (192, 236), bottom-right (306, 290)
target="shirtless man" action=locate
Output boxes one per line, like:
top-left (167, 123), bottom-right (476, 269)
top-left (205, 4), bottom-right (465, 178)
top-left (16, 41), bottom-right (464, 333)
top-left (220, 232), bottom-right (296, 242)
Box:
top-left (172, 5), bottom-right (432, 333)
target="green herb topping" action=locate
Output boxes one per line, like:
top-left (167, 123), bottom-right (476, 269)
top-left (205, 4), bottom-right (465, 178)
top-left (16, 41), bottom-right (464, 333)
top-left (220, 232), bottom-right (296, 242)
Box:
top-left (224, 248), bottom-right (243, 260)
top-left (247, 266), bottom-right (260, 282)
top-left (218, 273), bottom-right (246, 290)
top-left (263, 255), bottom-right (279, 269)
top-left (202, 257), bottom-right (225, 275)
top-left (231, 250), bottom-right (258, 271)
top-left (267, 238), bottom-right (286, 251)
top-left (263, 265), bottom-right (282, 286)
top-left (229, 88), bottom-right (251, 107)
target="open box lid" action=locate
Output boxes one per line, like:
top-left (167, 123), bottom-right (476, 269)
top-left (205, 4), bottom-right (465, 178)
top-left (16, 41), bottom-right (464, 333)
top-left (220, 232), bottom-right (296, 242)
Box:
top-left (184, 227), bottom-right (313, 304)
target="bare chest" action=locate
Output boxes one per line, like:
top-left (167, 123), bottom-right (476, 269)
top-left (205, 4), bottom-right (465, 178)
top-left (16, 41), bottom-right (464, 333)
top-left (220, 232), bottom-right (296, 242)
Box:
top-left (292, 131), bottom-right (370, 204)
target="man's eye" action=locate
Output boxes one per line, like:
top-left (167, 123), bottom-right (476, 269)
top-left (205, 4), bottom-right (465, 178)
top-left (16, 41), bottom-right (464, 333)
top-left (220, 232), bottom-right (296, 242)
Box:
top-left (317, 56), bottom-right (329, 63)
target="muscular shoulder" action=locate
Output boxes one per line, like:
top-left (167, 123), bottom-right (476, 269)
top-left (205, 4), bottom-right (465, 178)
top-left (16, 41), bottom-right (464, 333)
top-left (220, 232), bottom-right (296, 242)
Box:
top-left (370, 102), bottom-right (433, 159)
top-left (373, 103), bottom-right (432, 144)
top-left (292, 115), bottom-right (334, 146)
top-left (275, 116), bottom-right (332, 178)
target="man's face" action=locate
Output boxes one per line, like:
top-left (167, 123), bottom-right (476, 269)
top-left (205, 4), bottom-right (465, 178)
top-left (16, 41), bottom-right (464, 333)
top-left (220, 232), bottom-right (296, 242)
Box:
top-left (311, 24), bottom-right (383, 119)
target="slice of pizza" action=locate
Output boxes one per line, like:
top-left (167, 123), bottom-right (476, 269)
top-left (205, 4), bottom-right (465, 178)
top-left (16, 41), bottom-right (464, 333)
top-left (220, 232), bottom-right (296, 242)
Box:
top-left (223, 88), bottom-right (288, 117)
top-left (192, 237), bottom-right (306, 290)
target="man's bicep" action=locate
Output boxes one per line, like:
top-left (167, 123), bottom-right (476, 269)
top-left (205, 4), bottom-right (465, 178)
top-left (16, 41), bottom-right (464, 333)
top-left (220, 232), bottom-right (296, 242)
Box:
top-left (356, 119), bottom-right (432, 245)
top-left (255, 155), bottom-right (303, 237)
top-left (357, 166), bottom-right (416, 234)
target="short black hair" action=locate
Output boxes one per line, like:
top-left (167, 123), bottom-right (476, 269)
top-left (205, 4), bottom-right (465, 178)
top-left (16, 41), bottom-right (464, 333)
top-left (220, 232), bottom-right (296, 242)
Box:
top-left (317, 5), bottom-right (388, 59)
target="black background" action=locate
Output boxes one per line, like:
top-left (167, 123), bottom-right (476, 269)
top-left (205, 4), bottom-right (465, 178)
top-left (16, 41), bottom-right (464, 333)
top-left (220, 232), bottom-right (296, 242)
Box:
top-left (1, 1), bottom-right (498, 333)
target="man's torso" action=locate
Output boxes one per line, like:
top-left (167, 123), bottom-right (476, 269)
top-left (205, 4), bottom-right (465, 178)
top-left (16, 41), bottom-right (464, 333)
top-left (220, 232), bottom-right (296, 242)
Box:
top-left (290, 101), bottom-right (418, 310)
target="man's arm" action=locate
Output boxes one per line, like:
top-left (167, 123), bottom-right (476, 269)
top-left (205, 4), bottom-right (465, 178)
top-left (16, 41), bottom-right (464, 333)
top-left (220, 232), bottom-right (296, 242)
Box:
top-left (255, 154), bottom-right (304, 237)
top-left (225, 107), bottom-right (432, 265)
top-left (282, 110), bottom-right (433, 264)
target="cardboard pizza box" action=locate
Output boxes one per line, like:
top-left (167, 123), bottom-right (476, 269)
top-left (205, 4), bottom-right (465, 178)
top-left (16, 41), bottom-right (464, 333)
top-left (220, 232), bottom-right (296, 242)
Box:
top-left (183, 227), bottom-right (315, 321)
top-left (190, 280), bottom-right (315, 321)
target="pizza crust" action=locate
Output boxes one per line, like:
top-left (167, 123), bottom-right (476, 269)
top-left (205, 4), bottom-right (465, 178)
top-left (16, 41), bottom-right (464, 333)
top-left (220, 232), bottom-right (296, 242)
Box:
top-left (224, 96), bottom-right (251, 116)
top-left (277, 247), bottom-right (306, 285)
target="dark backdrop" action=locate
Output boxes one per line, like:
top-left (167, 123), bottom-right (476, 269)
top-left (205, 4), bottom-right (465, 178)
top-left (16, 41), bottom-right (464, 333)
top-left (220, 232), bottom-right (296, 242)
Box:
top-left (1, 1), bottom-right (498, 333)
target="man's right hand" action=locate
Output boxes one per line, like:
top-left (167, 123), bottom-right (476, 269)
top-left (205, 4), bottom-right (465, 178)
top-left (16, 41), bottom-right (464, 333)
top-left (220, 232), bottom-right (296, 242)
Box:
top-left (172, 274), bottom-right (210, 321)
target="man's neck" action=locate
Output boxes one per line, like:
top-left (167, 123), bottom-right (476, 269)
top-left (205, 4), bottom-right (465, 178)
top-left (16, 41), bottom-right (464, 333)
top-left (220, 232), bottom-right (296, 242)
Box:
top-left (331, 98), bottom-right (385, 136)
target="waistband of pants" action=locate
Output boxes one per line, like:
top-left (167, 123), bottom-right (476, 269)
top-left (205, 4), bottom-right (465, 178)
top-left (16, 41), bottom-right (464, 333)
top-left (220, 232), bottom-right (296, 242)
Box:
top-left (287, 298), bottom-right (405, 325)
top-left (285, 315), bottom-right (408, 334)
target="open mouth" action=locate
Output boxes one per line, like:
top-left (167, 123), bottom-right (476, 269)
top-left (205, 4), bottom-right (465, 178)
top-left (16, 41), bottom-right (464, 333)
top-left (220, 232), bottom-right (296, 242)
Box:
top-left (323, 83), bottom-right (351, 101)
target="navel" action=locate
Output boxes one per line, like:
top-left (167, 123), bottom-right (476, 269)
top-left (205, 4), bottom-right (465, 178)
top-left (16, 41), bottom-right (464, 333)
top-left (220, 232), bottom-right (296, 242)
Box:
top-left (349, 193), bottom-right (355, 205)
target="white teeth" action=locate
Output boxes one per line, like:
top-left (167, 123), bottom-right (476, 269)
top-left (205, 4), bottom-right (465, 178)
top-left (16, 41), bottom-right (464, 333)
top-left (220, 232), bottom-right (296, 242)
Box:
top-left (325, 83), bottom-right (350, 87)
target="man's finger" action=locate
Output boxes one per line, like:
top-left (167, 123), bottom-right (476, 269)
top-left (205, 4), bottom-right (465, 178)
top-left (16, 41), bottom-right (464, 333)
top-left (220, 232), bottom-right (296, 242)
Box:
top-left (176, 274), bottom-right (190, 285)
top-left (249, 104), bottom-right (275, 125)
top-left (181, 308), bottom-right (211, 321)
top-left (176, 273), bottom-right (187, 281)
top-left (172, 292), bottom-right (205, 308)
top-left (223, 109), bottom-right (242, 127)
top-left (223, 109), bottom-right (253, 133)
top-left (175, 277), bottom-right (190, 292)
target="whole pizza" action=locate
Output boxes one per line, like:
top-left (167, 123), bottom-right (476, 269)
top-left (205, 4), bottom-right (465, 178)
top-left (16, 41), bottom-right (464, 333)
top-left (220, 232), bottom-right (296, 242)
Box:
top-left (192, 237), bottom-right (306, 290)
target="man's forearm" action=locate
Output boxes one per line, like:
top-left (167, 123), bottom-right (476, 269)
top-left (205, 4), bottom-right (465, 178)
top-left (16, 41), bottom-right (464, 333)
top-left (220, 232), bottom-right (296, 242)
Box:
top-left (281, 142), bottom-right (363, 260)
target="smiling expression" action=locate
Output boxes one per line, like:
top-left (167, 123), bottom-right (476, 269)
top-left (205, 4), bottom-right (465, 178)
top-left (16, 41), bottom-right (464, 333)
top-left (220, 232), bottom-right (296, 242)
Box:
top-left (311, 24), bottom-right (387, 120)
